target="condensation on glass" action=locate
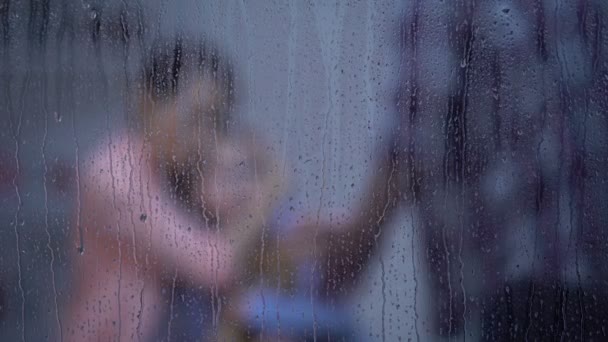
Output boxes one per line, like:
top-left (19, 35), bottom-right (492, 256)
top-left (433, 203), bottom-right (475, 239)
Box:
top-left (0, 1), bottom-right (607, 341)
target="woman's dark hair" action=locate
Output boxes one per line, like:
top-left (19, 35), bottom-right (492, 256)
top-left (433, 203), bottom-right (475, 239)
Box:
top-left (140, 36), bottom-right (236, 131)
top-left (139, 37), bottom-right (237, 213)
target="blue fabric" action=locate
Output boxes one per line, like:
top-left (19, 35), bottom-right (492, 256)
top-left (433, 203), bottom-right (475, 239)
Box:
top-left (239, 287), bottom-right (355, 341)
top-left (154, 286), bottom-right (213, 342)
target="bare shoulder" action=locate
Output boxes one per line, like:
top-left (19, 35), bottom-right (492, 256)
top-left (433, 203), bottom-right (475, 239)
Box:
top-left (81, 132), bottom-right (149, 201)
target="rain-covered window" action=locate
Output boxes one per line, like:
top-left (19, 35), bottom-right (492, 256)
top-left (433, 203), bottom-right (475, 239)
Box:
top-left (1, 1), bottom-right (607, 341)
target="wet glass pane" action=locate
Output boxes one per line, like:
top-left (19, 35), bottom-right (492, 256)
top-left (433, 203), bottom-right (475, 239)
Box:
top-left (0, 1), bottom-right (607, 341)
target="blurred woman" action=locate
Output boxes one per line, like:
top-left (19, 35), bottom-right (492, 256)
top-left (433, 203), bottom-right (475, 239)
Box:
top-left (64, 37), bottom-right (283, 341)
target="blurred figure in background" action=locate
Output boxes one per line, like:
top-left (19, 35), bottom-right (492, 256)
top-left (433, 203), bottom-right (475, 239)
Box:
top-left (64, 37), bottom-right (284, 341)
top-left (314, 0), bottom-right (608, 340)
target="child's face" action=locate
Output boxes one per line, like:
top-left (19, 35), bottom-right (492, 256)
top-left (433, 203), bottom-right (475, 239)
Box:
top-left (146, 77), bottom-right (261, 219)
top-left (149, 77), bottom-right (223, 166)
